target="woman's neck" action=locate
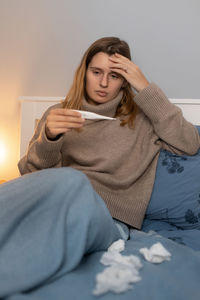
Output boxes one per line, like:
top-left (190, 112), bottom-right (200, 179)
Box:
top-left (82, 91), bottom-right (123, 117)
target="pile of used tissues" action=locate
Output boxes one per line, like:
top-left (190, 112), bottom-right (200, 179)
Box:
top-left (139, 242), bottom-right (171, 264)
top-left (93, 239), bottom-right (171, 296)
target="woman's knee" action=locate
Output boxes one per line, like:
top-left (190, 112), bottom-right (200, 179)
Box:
top-left (9, 167), bottom-right (90, 206)
top-left (50, 167), bottom-right (90, 189)
top-left (25, 167), bottom-right (89, 190)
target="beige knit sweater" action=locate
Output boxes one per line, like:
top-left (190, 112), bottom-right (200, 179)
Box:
top-left (18, 83), bottom-right (200, 229)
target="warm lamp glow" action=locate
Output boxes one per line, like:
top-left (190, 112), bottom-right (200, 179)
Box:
top-left (0, 180), bottom-right (6, 184)
top-left (0, 141), bottom-right (6, 163)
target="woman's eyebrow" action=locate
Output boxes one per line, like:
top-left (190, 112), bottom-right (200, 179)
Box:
top-left (89, 67), bottom-right (118, 74)
top-left (89, 67), bottom-right (102, 71)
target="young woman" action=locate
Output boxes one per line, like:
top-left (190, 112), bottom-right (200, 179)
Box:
top-left (18, 36), bottom-right (200, 229)
top-left (0, 37), bottom-right (200, 297)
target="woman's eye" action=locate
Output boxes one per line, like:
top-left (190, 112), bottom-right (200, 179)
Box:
top-left (92, 70), bottom-right (100, 75)
top-left (110, 73), bottom-right (119, 79)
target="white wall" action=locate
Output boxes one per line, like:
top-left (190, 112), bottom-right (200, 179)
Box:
top-left (0, 0), bottom-right (200, 180)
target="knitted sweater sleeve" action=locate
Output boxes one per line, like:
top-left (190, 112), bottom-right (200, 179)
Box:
top-left (133, 83), bottom-right (200, 155)
top-left (18, 104), bottom-right (63, 175)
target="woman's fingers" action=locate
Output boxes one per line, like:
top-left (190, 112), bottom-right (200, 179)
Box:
top-left (109, 53), bottom-right (137, 74)
top-left (45, 108), bottom-right (85, 139)
top-left (50, 108), bottom-right (83, 119)
top-left (47, 120), bottom-right (84, 129)
top-left (48, 108), bottom-right (85, 124)
top-left (109, 53), bottom-right (149, 92)
top-left (110, 63), bottom-right (129, 74)
top-left (48, 114), bottom-right (84, 124)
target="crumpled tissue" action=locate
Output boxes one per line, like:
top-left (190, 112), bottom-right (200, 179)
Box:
top-left (93, 239), bottom-right (142, 296)
top-left (139, 242), bottom-right (171, 263)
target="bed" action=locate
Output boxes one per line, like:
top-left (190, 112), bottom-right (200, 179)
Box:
top-left (11, 96), bottom-right (200, 300)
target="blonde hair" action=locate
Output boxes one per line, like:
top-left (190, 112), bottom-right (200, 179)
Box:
top-left (63, 37), bottom-right (138, 128)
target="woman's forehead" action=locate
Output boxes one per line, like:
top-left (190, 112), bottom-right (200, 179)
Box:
top-left (88, 52), bottom-right (114, 71)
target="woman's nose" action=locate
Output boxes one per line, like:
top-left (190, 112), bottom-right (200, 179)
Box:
top-left (100, 74), bottom-right (108, 88)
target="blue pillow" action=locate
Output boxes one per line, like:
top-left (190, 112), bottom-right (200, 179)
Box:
top-left (145, 126), bottom-right (200, 230)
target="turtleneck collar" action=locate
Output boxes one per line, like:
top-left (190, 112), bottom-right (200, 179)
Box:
top-left (81, 91), bottom-right (123, 118)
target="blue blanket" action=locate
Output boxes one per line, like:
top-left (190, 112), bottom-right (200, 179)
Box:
top-left (1, 168), bottom-right (200, 299)
top-left (6, 231), bottom-right (200, 300)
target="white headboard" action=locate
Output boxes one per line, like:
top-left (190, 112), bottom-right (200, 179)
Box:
top-left (18, 96), bottom-right (200, 158)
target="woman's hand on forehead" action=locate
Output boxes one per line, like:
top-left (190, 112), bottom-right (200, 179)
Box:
top-left (109, 53), bottom-right (149, 93)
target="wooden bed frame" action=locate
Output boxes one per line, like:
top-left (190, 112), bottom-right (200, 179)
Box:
top-left (18, 96), bottom-right (200, 158)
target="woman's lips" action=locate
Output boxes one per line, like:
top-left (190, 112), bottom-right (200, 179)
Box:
top-left (96, 91), bottom-right (108, 97)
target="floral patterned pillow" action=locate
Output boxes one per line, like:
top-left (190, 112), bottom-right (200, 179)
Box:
top-left (146, 126), bottom-right (200, 230)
